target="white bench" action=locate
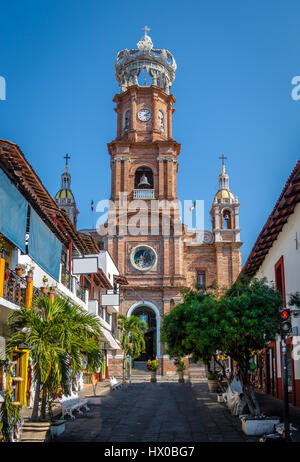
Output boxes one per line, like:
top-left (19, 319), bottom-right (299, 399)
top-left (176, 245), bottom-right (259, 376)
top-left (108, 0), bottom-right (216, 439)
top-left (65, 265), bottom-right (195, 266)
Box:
top-left (110, 376), bottom-right (123, 390)
top-left (59, 392), bottom-right (90, 420)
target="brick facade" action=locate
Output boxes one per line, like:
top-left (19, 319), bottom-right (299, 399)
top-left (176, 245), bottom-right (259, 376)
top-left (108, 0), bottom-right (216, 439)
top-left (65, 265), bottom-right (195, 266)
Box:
top-left (101, 84), bottom-right (242, 375)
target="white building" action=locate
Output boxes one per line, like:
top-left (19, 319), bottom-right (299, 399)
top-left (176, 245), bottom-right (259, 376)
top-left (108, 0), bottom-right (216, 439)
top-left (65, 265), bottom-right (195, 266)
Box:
top-left (243, 159), bottom-right (300, 407)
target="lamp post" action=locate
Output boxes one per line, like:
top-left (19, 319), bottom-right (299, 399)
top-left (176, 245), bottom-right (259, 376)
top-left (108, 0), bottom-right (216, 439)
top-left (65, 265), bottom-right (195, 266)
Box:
top-left (280, 307), bottom-right (292, 440)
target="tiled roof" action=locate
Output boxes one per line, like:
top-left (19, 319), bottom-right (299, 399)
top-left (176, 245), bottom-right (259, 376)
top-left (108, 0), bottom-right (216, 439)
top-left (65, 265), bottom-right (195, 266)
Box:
top-left (243, 159), bottom-right (300, 277)
top-left (0, 139), bottom-right (99, 256)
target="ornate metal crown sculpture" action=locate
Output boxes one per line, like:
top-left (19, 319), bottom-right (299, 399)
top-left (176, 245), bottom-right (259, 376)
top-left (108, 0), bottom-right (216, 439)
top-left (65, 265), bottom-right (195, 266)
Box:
top-left (115, 26), bottom-right (177, 94)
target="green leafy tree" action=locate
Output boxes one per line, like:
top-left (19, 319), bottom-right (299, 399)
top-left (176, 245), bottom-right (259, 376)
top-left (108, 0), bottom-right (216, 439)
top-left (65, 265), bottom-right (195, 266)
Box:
top-left (162, 275), bottom-right (282, 415)
top-left (117, 315), bottom-right (146, 381)
top-left (7, 295), bottom-right (103, 421)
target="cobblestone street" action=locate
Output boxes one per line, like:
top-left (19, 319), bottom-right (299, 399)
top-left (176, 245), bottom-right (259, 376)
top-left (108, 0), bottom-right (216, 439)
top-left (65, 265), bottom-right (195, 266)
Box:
top-left (55, 382), bottom-right (258, 443)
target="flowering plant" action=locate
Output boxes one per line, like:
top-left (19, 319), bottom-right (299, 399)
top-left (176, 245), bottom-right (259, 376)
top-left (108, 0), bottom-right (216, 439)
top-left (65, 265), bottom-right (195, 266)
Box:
top-left (147, 359), bottom-right (159, 372)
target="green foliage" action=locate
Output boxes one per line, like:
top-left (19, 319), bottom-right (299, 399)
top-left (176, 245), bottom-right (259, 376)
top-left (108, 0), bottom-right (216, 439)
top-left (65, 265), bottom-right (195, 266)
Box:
top-left (6, 295), bottom-right (103, 420)
top-left (162, 275), bottom-right (282, 384)
top-left (207, 371), bottom-right (221, 380)
top-left (174, 358), bottom-right (186, 372)
top-left (0, 393), bottom-right (21, 442)
top-left (147, 359), bottom-right (159, 371)
top-left (117, 315), bottom-right (146, 360)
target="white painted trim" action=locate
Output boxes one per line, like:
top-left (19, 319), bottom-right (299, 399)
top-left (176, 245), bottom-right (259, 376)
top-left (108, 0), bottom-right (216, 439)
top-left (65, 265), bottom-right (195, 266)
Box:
top-left (0, 297), bottom-right (20, 311)
top-left (127, 300), bottom-right (161, 356)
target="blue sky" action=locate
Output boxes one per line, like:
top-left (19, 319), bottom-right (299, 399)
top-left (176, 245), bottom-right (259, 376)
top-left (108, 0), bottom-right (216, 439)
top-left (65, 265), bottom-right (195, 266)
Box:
top-left (0, 0), bottom-right (300, 263)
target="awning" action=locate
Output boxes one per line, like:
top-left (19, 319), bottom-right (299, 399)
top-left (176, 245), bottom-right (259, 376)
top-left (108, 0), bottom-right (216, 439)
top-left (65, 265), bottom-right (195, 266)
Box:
top-left (0, 168), bottom-right (28, 253)
top-left (28, 207), bottom-right (62, 281)
top-left (100, 328), bottom-right (120, 350)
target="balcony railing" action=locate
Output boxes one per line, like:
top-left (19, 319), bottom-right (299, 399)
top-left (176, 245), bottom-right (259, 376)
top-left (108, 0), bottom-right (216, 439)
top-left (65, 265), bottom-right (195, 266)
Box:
top-left (60, 267), bottom-right (73, 292)
top-left (3, 269), bottom-right (26, 307)
top-left (133, 189), bottom-right (155, 199)
top-left (75, 278), bottom-right (85, 302)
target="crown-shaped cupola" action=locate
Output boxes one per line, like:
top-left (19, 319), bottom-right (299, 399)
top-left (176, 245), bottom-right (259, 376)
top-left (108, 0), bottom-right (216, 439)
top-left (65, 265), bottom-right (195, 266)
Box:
top-left (115, 26), bottom-right (177, 94)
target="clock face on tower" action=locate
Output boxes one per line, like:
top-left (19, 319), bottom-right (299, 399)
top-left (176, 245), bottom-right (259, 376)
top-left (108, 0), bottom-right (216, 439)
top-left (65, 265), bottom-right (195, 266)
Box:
top-left (130, 245), bottom-right (157, 271)
top-left (138, 108), bottom-right (151, 122)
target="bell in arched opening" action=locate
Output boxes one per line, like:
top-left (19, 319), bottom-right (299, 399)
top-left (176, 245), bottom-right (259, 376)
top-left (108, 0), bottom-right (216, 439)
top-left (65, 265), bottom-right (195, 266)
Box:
top-left (135, 167), bottom-right (153, 189)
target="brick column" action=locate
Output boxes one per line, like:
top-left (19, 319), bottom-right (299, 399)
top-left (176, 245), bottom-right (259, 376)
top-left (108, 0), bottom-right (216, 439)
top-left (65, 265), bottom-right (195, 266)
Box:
top-left (115, 158), bottom-right (121, 199)
top-left (123, 157), bottom-right (129, 195)
top-left (152, 95), bottom-right (158, 134)
top-left (163, 237), bottom-right (170, 284)
top-left (116, 105), bottom-right (122, 138)
top-left (158, 158), bottom-right (165, 199)
top-left (174, 236), bottom-right (181, 276)
top-left (167, 159), bottom-right (173, 199)
top-left (167, 103), bottom-right (172, 139)
top-left (131, 92), bottom-right (137, 131)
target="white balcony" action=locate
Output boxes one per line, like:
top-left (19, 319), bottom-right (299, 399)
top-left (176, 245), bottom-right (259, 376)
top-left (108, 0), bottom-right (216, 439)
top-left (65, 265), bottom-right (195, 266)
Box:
top-left (133, 189), bottom-right (155, 199)
top-left (101, 292), bottom-right (119, 314)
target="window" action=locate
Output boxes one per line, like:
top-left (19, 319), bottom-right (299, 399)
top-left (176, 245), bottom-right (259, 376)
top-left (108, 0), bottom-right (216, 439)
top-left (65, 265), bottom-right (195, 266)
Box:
top-left (222, 210), bottom-right (232, 229)
top-left (123, 110), bottom-right (130, 132)
top-left (158, 110), bottom-right (165, 132)
top-left (275, 256), bottom-right (286, 306)
top-left (196, 270), bottom-right (206, 290)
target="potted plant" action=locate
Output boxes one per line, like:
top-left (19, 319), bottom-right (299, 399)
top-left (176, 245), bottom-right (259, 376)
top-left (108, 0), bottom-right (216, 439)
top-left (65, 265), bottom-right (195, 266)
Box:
top-left (207, 371), bottom-right (221, 393)
top-left (0, 233), bottom-right (6, 259)
top-left (41, 276), bottom-right (49, 294)
top-left (175, 358), bottom-right (186, 383)
top-left (49, 286), bottom-right (56, 295)
top-left (61, 273), bottom-right (70, 287)
top-left (147, 359), bottom-right (159, 382)
top-left (15, 264), bottom-right (26, 277)
top-left (26, 265), bottom-right (35, 283)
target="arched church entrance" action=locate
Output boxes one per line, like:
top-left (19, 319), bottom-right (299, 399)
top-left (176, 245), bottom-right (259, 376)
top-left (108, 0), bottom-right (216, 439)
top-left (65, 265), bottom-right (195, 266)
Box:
top-left (131, 305), bottom-right (157, 361)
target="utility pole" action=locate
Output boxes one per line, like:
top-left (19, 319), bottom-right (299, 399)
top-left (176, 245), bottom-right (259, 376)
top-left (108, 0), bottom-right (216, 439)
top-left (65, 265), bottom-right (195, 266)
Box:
top-left (279, 307), bottom-right (292, 440)
top-left (281, 336), bottom-right (290, 440)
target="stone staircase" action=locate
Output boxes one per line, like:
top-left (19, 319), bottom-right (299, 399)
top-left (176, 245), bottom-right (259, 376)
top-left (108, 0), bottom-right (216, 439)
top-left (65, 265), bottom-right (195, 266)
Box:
top-left (188, 363), bottom-right (208, 383)
top-left (20, 421), bottom-right (51, 442)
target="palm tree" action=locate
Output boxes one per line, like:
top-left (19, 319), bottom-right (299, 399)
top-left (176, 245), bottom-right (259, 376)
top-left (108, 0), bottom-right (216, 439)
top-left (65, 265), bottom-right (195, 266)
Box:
top-left (7, 295), bottom-right (103, 421)
top-left (117, 315), bottom-right (146, 382)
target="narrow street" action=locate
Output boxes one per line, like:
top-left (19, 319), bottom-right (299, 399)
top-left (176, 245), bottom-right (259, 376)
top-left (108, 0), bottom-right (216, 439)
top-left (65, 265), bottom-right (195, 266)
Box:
top-left (55, 382), bottom-right (257, 443)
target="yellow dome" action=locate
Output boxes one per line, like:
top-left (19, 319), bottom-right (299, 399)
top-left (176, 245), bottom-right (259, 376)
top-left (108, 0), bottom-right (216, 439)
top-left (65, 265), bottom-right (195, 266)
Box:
top-left (215, 189), bottom-right (235, 201)
top-left (55, 188), bottom-right (75, 201)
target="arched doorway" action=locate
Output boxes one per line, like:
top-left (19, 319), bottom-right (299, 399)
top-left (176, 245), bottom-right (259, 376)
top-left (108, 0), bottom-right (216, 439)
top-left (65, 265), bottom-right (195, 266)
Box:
top-left (127, 301), bottom-right (161, 364)
top-left (132, 305), bottom-right (156, 361)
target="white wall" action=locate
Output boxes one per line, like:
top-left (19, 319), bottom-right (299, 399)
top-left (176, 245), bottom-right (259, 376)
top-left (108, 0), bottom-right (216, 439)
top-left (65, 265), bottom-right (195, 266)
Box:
top-left (255, 202), bottom-right (300, 379)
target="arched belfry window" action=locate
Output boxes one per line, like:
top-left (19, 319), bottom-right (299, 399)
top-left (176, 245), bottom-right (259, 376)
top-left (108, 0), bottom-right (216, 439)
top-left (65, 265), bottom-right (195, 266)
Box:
top-left (158, 110), bottom-right (165, 132)
top-left (222, 209), bottom-right (232, 229)
top-left (123, 110), bottom-right (130, 132)
top-left (135, 167), bottom-right (153, 189)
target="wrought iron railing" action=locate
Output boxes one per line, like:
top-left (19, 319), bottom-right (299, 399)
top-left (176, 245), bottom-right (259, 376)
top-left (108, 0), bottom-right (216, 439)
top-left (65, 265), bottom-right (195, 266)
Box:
top-left (75, 278), bottom-right (85, 302)
top-left (3, 269), bottom-right (26, 306)
top-left (60, 267), bottom-right (73, 292)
